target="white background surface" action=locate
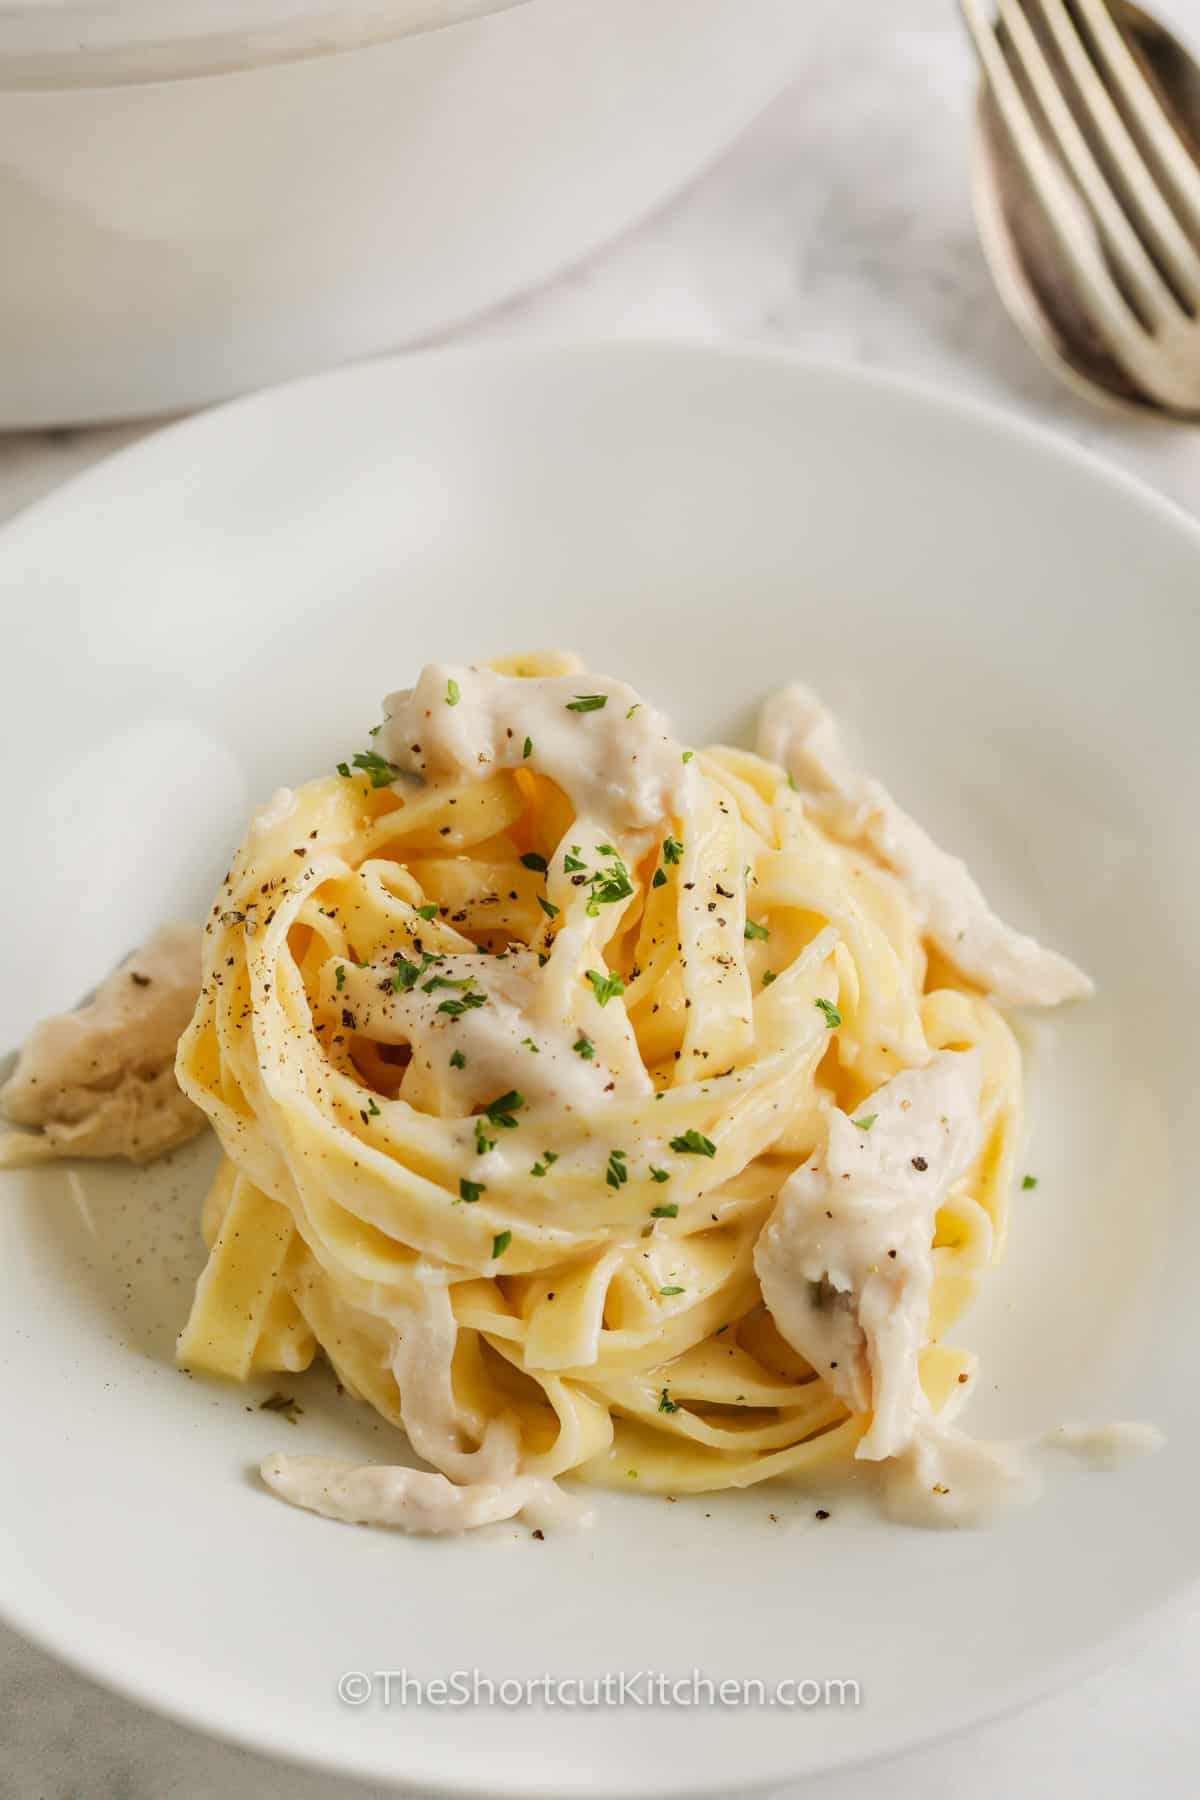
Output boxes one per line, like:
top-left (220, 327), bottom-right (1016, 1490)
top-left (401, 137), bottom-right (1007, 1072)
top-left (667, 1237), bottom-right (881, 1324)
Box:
top-left (2, 3), bottom-right (1199, 1795)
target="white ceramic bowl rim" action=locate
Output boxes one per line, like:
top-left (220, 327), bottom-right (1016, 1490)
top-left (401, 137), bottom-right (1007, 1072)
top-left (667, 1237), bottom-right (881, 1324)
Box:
top-left (0, 0), bottom-right (528, 87)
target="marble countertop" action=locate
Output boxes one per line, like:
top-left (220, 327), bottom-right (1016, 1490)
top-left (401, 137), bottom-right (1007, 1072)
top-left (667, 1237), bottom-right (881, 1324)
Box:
top-left (3, 3), bottom-right (1198, 1796)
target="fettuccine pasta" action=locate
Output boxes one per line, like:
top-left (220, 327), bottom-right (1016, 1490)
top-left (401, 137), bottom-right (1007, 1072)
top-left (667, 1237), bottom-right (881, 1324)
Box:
top-left (175, 651), bottom-right (1091, 1532)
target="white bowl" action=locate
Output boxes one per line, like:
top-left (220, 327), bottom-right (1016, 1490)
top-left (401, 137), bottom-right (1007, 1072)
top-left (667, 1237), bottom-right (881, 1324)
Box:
top-left (0, 0), bottom-right (808, 427)
top-left (0, 344), bottom-right (1195, 1795)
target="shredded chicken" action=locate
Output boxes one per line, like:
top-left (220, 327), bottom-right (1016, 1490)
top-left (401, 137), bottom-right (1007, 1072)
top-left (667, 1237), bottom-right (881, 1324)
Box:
top-left (0, 923), bottom-right (205, 1167)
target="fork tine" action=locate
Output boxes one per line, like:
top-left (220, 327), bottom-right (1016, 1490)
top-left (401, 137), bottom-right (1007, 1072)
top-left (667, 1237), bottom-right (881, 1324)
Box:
top-left (1032, 0), bottom-right (1200, 305)
top-left (960, 0), bottom-right (1167, 385)
top-left (996, 0), bottom-right (1177, 328)
top-left (1072, 0), bottom-right (1200, 241)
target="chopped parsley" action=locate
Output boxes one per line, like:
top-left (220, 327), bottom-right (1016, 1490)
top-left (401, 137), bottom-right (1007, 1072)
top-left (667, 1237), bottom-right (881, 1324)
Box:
top-left (566, 694), bottom-right (608, 713)
top-left (459, 1178), bottom-right (485, 1203)
top-left (681, 750), bottom-right (694, 764)
top-left (625, 702), bottom-right (641, 720)
top-left (563, 851), bottom-right (587, 874)
top-left (585, 858), bottom-right (633, 916)
top-left (1022, 1173), bottom-right (1038, 1190)
top-left (649, 1169), bottom-right (671, 1186)
top-left (366, 1097), bottom-right (380, 1117)
top-left (445, 678), bottom-right (461, 706)
top-left (335, 965), bottom-right (346, 991)
top-left (573, 1034), bottom-right (595, 1060)
top-left (336, 761), bottom-right (351, 778)
top-left (520, 851), bottom-right (548, 873)
top-left (474, 1120), bottom-right (496, 1156)
top-left (415, 903), bottom-right (438, 921)
top-left (650, 1201), bottom-right (678, 1217)
top-left (438, 991), bottom-right (487, 1016)
top-left (422, 973), bottom-right (475, 993)
top-left (259, 1393), bottom-right (302, 1422)
top-left (449, 1049), bottom-right (466, 1070)
top-left (658, 1388), bottom-right (679, 1414)
top-left (787, 771), bottom-right (799, 792)
top-left (669, 1129), bottom-right (716, 1157)
top-left (606, 1148), bottom-right (629, 1190)
top-left (491, 1230), bottom-right (512, 1259)
top-left (537, 894), bottom-right (560, 920)
top-left (482, 1090), bottom-right (526, 1129)
top-left (391, 956), bottom-right (421, 993)
top-left (351, 750), bottom-right (399, 788)
top-left (761, 970), bottom-right (777, 987)
top-left (852, 1113), bottom-right (877, 1132)
top-left (522, 736), bottom-right (533, 760)
top-left (652, 868), bottom-right (668, 889)
top-left (662, 835), bottom-right (683, 865)
top-left (744, 919), bottom-right (770, 941)
top-left (585, 968), bottom-right (625, 1007)
top-left (530, 1150), bottom-right (559, 1177)
top-left (814, 997), bottom-right (842, 1028)
top-left (521, 1036), bottom-right (539, 1052)
top-left (659, 1285), bottom-right (685, 1297)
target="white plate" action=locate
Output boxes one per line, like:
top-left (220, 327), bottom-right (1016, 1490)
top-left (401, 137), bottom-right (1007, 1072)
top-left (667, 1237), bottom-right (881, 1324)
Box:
top-left (0, 344), bottom-right (1196, 1797)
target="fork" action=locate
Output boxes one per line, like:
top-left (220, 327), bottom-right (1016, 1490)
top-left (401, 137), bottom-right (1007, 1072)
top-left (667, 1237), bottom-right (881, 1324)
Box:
top-left (961, 0), bottom-right (1200, 414)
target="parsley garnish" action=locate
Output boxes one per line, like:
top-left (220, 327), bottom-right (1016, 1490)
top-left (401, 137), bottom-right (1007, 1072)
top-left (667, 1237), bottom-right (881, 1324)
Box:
top-left (521, 1036), bottom-right (539, 1053)
top-left (659, 1285), bottom-right (685, 1297)
top-left (625, 702), bottom-right (641, 720)
top-left (652, 868), bottom-right (667, 889)
top-left (422, 973), bottom-right (475, 993)
top-left (585, 968), bottom-right (625, 1007)
top-left (367, 1097), bottom-right (380, 1116)
top-left (449, 1049), bottom-right (466, 1069)
top-left (852, 1113), bottom-right (877, 1132)
top-left (520, 852), bottom-right (548, 873)
top-left (662, 835), bottom-right (683, 864)
top-left (787, 771), bottom-right (799, 792)
top-left (459, 1178), bottom-right (484, 1203)
top-left (606, 1149), bottom-right (628, 1190)
top-left (814, 998), bottom-right (842, 1028)
top-left (482, 1090), bottom-right (525, 1129)
top-left (744, 919), bottom-right (769, 941)
top-left (530, 1149), bottom-right (559, 1177)
top-left (537, 894), bottom-right (559, 920)
top-left (445, 678), bottom-right (461, 706)
top-left (391, 956), bottom-right (420, 993)
top-left (566, 695), bottom-right (607, 713)
top-left (649, 1169), bottom-right (671, 1186)
top-left (585, 858), bottom-right (633, 915)
top-left (351, 750), bottom-right (399, 788)
top-left (368, 724), bottom-right (382, 737)
top-left (415, 903), bottom-right (438, 921)
top-left (761, 970), bottom-right (777, 987)
top-left (1022, 1173), bottom-right (1038, 1190)
top-left (563, 851), bottom-right (587, 874)
top-left (336, 761), bottom-right (351, 778)
top-left (681, 750), bottom-right (694, 764)
top-left (438, 991), bottom-right (487, 1016)
top-left (522, 736), bottom-right (533, 759)
top-left (474, 1119), bottom-right (495, 1156)
top-left (573, 1034), bottom-right (595, 1060)
top-left (669, 1129), bottom-right (716, 1157)
top-left (650, 1201), bottom-right (678, 1217)
top-left (335, 965), bottom-right (346, 991)
top-left (492, 1230), bottom-right (512, 1259)
top-left (658, 1388), bottom-right (679, 1413)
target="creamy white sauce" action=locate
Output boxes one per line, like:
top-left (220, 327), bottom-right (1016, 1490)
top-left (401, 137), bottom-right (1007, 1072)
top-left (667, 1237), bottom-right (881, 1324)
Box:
top-left (263, 1268), bottom-right (592, 1534)
top-left (758, 684), bottom-right (1093, 1007)
top-left (380, 663), bottom-right (690, 834)
top-left (331, 944), bottom-right (648, 1128)
top-left (0, 922), bottom-right (205, 1167)
top-left (250, 786), bottom-right (297, 836)
top-left (260, 1455), bottom-right (570, 1535)
top-left (881, 1416), bottom-right (1164, 1529)
top-left (755, 1050), bottom-right (982, 1461)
